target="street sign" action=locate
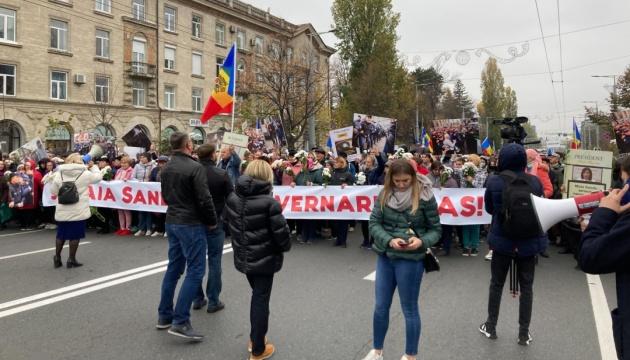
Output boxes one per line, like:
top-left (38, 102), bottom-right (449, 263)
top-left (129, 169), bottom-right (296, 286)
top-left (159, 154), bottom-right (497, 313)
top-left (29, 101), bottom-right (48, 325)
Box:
top-left (189, 118), bottom-right (209, 127)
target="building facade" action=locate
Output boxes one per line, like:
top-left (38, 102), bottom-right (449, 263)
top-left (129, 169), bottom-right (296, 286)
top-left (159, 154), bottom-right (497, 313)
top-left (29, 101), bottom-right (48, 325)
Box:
top-left (0, 0), bottom-right (334, 155)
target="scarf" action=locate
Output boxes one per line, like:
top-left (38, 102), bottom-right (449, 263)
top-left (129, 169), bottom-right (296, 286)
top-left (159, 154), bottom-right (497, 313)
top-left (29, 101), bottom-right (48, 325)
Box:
top-left (386, 174), bottom-right (434, 211)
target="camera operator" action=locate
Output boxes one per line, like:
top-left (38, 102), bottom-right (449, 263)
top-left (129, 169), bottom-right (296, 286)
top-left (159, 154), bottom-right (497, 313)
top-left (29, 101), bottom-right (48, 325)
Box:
top-left (579, 181), bottom-right (630, 360)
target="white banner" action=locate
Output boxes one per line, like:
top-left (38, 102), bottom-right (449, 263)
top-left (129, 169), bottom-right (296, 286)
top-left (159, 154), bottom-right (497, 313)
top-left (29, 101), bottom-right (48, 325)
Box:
top-left (43, 182), bottom-right (491, 225)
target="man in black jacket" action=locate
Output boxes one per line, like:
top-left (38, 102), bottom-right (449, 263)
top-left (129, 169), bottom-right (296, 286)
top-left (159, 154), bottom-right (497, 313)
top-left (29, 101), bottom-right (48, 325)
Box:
top-left (156, 132), bottom-right (217, 341)
top-left (580, 184), bottom-right (630, 360)
top-left (193, 144), bottom-right (234, 314)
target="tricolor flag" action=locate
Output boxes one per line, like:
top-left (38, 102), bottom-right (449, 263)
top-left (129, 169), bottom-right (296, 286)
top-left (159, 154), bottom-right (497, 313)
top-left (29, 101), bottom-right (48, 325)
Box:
top-left (481, 137), bottom-right (494, 156)
top-left (421, 127), bottom-right (433, 153)
top-left (571, 118), bottom-right (582, 149)
top-left (200, 44), bottom-right (236, 124)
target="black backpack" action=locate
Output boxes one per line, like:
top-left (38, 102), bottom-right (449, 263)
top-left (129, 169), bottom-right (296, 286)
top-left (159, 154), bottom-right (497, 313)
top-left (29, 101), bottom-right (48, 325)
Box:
top-left (57, 170), bottom-right (85, 205)
top-left (499, 170), bottom-right (542, 239)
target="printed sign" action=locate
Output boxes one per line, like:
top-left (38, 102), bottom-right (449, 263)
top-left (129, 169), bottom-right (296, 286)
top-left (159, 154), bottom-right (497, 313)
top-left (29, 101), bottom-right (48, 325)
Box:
top-left (564, 149), bottom-right (613, 198)
top-left (221, 132), bottom-right (249, 158)
top-left (329, 126), bottom-right (357, 160)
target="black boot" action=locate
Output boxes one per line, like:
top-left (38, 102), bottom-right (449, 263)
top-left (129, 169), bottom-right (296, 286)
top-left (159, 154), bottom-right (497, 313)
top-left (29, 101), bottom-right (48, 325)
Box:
top-left (67, 240), bottom-right (83, 268)
top-left (54, 239), bottom-right (65, 268)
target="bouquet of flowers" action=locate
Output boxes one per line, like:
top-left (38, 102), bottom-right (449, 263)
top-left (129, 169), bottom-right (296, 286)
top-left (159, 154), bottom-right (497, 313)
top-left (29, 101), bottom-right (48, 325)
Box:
top-left (440, 166), bottom-right (453, 186)
top-left (322, 167), bottom-right (332, 186)
top-left (284, 166), bottom-right (295, 177)
top-left (295, 150), bottom-right (308, 165)
top-left (462, 162), bottom-right (478, 187)
top-left (271, 159), bottom-right (284, 170)
top-left (389, 148), bottom-right (407, 160)
top-left (356, 172), bottom-right (367, 185)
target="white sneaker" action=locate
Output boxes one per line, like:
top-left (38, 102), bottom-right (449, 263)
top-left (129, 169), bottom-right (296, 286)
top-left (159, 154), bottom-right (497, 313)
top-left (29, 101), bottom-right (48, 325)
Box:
top-left (349, 226), bottom-right (355, 232)
top-left (164, 232), bottom-right (168, 237)
top-left (151, 232), bottom-right (163, 237)
top-left (48, 224), bottom-right (57, 230)
top-left (134, 230), bottom-right (145, 237)
top-left (145, 230), bottom-right (153, 237)
top-left (361, 350), bottom-right (383, 360)
top-left (485, 250), bottom-right (493, 261)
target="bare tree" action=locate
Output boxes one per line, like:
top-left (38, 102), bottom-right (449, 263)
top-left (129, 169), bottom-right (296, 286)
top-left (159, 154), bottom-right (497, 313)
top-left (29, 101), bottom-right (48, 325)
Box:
top-left (86, 73), bottom-right (122, 131)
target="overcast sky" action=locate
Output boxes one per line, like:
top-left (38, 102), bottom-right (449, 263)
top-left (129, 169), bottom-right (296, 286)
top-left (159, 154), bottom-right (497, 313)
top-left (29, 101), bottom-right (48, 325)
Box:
top-left (245, 0), bottom-right (630, 135)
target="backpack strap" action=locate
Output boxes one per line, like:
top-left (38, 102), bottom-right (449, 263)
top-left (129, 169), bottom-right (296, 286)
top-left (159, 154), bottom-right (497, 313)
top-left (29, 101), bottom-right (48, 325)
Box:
top-left (500, 170), bottom-right (538, 191)
top-left (74, 169), bottom-right (85, 182)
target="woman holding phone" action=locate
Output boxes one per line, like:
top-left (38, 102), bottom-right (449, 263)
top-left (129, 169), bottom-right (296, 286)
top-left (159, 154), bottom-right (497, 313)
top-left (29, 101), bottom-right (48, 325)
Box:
top-left (362, 159), bottom-right (442, 360)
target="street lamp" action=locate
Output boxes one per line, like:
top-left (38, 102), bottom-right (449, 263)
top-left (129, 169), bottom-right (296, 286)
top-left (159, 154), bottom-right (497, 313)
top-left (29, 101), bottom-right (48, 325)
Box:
top-left (592, 74), bottom-right (619, 111)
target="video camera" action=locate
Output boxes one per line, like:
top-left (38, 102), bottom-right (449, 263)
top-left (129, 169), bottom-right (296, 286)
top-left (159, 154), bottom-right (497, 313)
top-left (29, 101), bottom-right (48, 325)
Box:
top-left (492, 116), bottom-right (540, 146)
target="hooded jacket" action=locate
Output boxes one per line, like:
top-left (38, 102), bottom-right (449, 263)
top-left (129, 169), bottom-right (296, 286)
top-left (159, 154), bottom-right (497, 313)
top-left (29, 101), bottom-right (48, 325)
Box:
top-left (484, 143), bottom-right (547, 257)
top-left (49, 164), bottom-right (103, 222)
top-left (132, 161), bottom-right (154, 182)
top-left (225, 175), bottom-right (291, 275)
top-left (526, 149), bottom-right (553, 198)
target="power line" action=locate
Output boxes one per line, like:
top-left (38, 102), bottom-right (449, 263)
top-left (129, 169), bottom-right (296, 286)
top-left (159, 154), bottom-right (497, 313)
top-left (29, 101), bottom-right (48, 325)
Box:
top-left (557, 0), bottom-right (567, 130)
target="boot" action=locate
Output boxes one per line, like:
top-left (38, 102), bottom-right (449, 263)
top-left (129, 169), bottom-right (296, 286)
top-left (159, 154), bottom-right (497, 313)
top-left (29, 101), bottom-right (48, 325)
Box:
top-left (67, 240), bottom-right (83, 268)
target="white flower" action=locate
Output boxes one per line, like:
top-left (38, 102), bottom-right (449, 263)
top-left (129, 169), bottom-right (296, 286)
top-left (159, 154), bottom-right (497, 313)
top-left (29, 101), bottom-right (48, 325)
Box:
top-left (356, 172), bottom-right (367, 185)
top-left (443, 166), bottom-right (454, 176)
top-left (271, 159), bottom-right (284, 169)
top-left (322, 167), bottom-right (331, 177)
top-left (402, 152), bottom-right (414, 160)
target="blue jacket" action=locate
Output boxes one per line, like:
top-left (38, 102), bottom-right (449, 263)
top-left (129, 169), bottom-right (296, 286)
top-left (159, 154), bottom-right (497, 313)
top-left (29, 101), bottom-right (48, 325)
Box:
top-left (365, 153), bottom-right (386, 185)
top-left (219, 152), bottom-right (241, 185)
top-left (580, 207), bottom-right (630, 359)
top-left (484, 143), bottom-right (547, 257)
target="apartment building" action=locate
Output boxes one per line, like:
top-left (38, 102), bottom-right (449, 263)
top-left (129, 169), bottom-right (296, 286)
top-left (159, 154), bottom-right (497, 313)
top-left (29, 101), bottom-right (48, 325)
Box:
top-left (0, 0), bottom-right (334, 154)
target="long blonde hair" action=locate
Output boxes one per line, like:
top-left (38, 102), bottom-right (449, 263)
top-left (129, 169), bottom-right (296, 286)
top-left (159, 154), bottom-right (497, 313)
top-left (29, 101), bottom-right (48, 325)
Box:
top-left (65, 153), bottom-right (83, 165)
top-left (244, 160), bottom-right (274, 183)
top-left (380, 159), bottom-right (420, 214)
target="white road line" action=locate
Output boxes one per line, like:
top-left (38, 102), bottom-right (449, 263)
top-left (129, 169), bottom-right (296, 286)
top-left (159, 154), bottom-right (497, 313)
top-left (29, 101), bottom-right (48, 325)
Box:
top-left (0, 245), bottom-right (233, 318)
top-left (0, 242), bottom-right (92, 261)
top-left (363, 271), bottom-right (376, 282)
top-left (586, 273), bottom-right (618, 360)
top-left (0, 229), bottom-right (45, 238)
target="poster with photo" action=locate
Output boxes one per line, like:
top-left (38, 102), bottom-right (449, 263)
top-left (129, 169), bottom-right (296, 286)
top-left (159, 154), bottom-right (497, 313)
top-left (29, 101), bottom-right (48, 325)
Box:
top-left (260, 117), bottom-right (287, 149)
top-left (563, 149), bottom-right (613, 198)
top-left (430, 118), bottom-right (480, 155)
top-left (8, 172), bottom-right (34, 208)
top-left (613, 110), bottom-right (630, 154)
top-left (11, 138), bottom-right (48, 163)
top-left (352, 114), bottom-right (397, 155)
top-left (330, 126), bottom-right (358, 160)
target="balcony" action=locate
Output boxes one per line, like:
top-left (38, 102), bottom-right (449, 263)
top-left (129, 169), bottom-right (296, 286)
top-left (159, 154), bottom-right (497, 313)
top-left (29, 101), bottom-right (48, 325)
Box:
top-left (125, 62), bottom-right (156, 78)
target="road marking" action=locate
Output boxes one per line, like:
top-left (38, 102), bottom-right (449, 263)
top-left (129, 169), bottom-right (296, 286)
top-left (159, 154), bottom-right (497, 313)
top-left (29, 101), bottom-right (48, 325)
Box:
top-left (363, 271), bottom-right (376, 281)
top-left (0, 242), bottom-right (92, 261)
top-left (0, 244), bottom-right (233, 318)
top-left (0, 229), bottom-right (45, 238)
top-left (586, 274), bottom-right (617, 360)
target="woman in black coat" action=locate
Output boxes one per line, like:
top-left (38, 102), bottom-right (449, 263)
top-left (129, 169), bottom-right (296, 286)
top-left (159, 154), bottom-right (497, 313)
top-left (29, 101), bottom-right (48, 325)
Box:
top-left (330, 156), bottom-right (355, 248)
top-left (225, 160), bottom-right (291, 360)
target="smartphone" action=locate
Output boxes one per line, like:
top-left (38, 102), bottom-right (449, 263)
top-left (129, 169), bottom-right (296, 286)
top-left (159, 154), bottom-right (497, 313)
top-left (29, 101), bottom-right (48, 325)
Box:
top-left (622, 180), bottom-right (630, 206)
top-left (398, 239), bottom-right (409, 247)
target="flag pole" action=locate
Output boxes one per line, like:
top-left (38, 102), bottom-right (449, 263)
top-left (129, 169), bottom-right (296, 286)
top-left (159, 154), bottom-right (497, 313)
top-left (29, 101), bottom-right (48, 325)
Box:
top-left (230, 42), bottom-right (237, 133)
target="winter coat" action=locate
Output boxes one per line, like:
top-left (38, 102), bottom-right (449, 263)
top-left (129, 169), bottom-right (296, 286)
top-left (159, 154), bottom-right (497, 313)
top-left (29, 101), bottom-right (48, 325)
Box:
top-left (114, 166), bottom-right (134, 181)
top-left (364, 153), bottom-right (386, 185)
top-left (550, 163), bottom-right (565, 198)
top-left (200, 159), bottom-right (233, 219)
top-left (531, 163), bottom-right (553, 198)
top-left (132, 162), bottom-right (154, 182)
top-left (330, 167), bottom-right (355, 186)
top-left (161, 152), bottom-right (217, 226)
top-left (369, 195), bottom-right (442, 262)
top-left (484, 143), bottom-right (547, 257)
top-left (225, 175), bottom-right (291, 275)
top-left (49, 164), bottom-right (103, 222)
top-left (219, 152), bottom-right (242, 185)
top-left (295, 165), bottom-right (323, 186)
top-left (580, 207), bottom-right (630, 360)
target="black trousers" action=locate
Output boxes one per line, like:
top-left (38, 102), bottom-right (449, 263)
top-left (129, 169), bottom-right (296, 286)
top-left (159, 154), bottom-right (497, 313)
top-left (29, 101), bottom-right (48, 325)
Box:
top-left (246, 274), bottom-right (274, 356)
top-left (360, 220), bottom-right (372, 246)
top-left (486, 252), bottom-right (536, 332)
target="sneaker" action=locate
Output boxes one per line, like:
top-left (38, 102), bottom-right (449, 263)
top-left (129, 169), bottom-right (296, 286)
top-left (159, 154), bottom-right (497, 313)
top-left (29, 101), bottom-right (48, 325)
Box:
top-left (38, 223), bottom-right (46, 229)
top-left (206, 301), bottom-right (225, 313)
top-left (151, 232), bottom-right (163, 237)
top-left (164, 232), bottom-right (168, 237)
top-left (247, 336), bottom-right (268, 352)
top-left (305, 240), bottom-right (313, 245)
top-left (485, 250), bottom-right (493, 261)
top-left (145, 230), bottom-right (153, 237)
top-left (479, 323), bottom-right (497, 340)
top-left (121, 229), bottom-right (132, 236)
top-left (360, 244), bottom-right (372, 250)
top-left (349, 226), bottom-right (355, 232)
top-left (290, 230), bottom-right (296, 235)
top-left (192, 298), bottom-right (208, 310)
top-left (134, 230), bottom-right (145, 237)
top-left (167, 322), bottom-right (204, 341)
top-left (518, 331), bottom-right (532, 346)
top-left (48, 224), bottom-right (57, 230)
top-left (250, 344), bottom-right (275, 360)
top-left (471, 248), bottom-right (479, 257)
top-left (156, 318), bottom-right (172, 330)
top-left (361, 349), bottom-right (384, 360)
top-left (462, 248), bottom-right (471, 257)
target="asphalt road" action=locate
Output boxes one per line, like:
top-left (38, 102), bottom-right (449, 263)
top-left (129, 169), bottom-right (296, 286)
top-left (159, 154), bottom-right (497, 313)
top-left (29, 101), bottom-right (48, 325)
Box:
top-left (0, 227), bottom-right (618, 360)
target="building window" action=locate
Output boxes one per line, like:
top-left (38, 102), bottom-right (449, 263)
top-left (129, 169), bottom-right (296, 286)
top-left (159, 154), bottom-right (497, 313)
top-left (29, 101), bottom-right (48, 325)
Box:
top-left (132, 80), bottom-right (145, 107)
top-left (95, 76), bottom-right (109, 103)
top-left (236, 29), bottom-right (246, 50)
top-left (132, 37), bottom-right (146, 73)
top-left (164, 46), bottom-right (175, 70)
top-left (50, 19), bottom-right (68, 51)
top-left (95, 0), bottom-right (111, 13)
top-left (192, 88), bottom-right (202, 112)
top-left (191, 127), bottom-right (204, 145)
top-left (237, 59), bottom-right (245, 73)
top-left (0, 7), bottom-right (16, 42)
top-left (192, 52), bottom-right (202, 76)
top-left (254, 36), bottom-right (263, 54)
top-left (164, 7), bottom-right (176, 32)
top-left (215, 22), bottom-right (225, 45)
top-left (50, 71), bottom-right (67, 100)
top-left (192, 15), bottom-right (202, 39)
top-left (164, 85), bottom-right (175, 109)
top-left (95, 29), bottom-right (110, 58)
top-left (132, 0), bottom-right (145, 21)
top-left (0, 64), bottom-right (15, 96)
top-left (215, 57), bottom-right (224, 78)
top-left (286, 47), bottom-right (293, 63)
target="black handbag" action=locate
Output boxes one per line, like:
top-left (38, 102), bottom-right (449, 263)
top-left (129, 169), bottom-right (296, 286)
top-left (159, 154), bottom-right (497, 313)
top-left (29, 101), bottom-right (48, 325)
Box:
top-left (403, 211), bottom-right (440, 273)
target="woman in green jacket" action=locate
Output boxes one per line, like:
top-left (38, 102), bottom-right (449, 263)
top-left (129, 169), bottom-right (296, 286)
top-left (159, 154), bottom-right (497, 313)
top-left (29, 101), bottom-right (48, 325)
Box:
top-left (292, 152), bottom-right (324, 244)
top-left (362, 159), bottom-right (441, 360)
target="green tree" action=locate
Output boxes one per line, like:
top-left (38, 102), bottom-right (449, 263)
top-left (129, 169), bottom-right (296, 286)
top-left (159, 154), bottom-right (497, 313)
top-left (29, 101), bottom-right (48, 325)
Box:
top-left (439, 88), bottom-right (461, 119)
top-left (412, 67), bottom-right (444, 121)
top-left (503, 86), bottom-right (518, 118)
top-left (453, 80), bottom-right (475, 118)
top-left (480, 58), bottom-right (506, 145)
top-left (615, 65), bottom-right (630, 110)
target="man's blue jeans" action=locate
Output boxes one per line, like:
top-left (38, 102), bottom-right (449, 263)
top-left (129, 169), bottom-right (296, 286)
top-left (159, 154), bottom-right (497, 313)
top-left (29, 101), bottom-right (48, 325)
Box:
top-left (373, 254), bottom-right (424, 356)
top-left (195, 221), bottom-right (225, 308)
top-left (138, 212), bottom-right (153, 232)
top-left (158, 224), bottom-right (207, 325)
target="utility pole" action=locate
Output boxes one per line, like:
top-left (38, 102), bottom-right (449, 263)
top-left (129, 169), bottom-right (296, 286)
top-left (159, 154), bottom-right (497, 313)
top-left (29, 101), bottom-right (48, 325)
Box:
top-left (592, 74), bottom-right (619, 112)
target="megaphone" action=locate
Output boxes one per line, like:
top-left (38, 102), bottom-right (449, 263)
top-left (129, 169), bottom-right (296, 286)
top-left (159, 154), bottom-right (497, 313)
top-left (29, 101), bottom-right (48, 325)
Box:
top-left (531, 191), bottom-right (607, 232)
top-left (82, 144), bottom-right (104, 163)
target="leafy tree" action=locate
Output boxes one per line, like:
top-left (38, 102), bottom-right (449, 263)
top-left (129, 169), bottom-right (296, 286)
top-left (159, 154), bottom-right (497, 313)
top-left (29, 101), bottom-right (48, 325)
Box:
top-left (614, 65), bottom-right (630, 110)
top-left (412, 67), bottom-right (444, 121)
top-left (439, 88), bottom-right (461, 119)
top-left (503, 86), bottom-right (518, 118)
top-left (480, 58), bottom-right (506, 145)
top-left (453, 80), bottom-right (475, 118)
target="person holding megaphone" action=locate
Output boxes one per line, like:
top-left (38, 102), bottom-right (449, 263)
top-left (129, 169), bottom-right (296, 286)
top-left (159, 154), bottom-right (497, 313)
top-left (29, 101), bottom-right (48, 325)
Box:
top-left (579, 156), bottom-right (630, 360)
